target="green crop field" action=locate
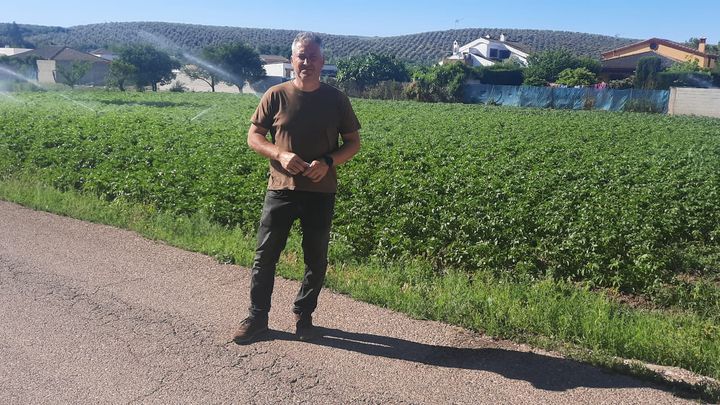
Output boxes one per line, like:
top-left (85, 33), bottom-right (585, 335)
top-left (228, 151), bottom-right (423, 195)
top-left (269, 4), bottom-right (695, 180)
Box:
top-left (1, 90), bottom-right (720, 386)
top-left (3, 91), bottom-right (719, 294)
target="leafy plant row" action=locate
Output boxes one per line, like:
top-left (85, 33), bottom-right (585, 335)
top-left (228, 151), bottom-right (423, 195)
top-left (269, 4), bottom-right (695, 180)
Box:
top-left (1, 91), bottom-right (719, 295)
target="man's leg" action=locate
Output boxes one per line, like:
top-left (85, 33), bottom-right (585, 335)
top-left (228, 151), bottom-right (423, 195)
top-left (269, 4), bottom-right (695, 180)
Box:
top-left (293, 192), bottom-right (335, 316)
top-left (249, 190), bottom-right (297, 320)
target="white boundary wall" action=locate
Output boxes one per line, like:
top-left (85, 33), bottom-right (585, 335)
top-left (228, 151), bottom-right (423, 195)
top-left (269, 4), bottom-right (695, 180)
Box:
top-left (668, 87), bottom-right (720, 118)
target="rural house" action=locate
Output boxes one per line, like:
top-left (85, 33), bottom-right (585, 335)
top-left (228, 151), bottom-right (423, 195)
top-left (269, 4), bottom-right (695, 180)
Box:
top-left (261, 54), bottom-right (338, 80)
top-left (600, 37), bottom-right (718, 81)
top-left (260, 54), bottom-right (292, 79)
top-left (241, 54), bottom-right (337, 94)
top-left (12, 46), bottom-right (110, 86)
top-left (441, 34), bottom-right (530, 67)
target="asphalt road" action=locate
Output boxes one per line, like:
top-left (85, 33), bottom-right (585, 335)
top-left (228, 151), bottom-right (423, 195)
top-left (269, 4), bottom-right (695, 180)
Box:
top-left (0, 200), bottom-right (691, 404)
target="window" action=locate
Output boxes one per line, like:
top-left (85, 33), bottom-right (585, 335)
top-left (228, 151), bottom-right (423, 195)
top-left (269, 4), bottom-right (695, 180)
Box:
top-left (489, 48), bottom-right (511, 59)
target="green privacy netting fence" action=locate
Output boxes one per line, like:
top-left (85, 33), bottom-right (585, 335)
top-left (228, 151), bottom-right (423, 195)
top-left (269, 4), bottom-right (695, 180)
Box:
top-left (464, 83), bottom-right (670, 113)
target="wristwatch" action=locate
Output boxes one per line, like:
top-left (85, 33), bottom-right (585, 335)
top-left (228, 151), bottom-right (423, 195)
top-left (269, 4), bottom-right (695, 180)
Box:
top-left (322, 154), bottom-right (334, 167)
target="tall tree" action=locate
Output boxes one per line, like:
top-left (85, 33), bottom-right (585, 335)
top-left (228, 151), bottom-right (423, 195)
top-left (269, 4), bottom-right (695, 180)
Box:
top-left (336, 53), bottom-right (410, 89)
top-left (181, 64), bottom-right (216, 92)
top-left (635, 56), bottom-right (662, 89)
top-left (106, 60), bottom-right (136, 91)
top-left (118, 45), bottom-right (179, 91)
top-left (55, 61), bottom-right (91, 88)
top-left (202, 43), bottom-right (265, 92)
top-left (523, 49), bottom-right (599, 86)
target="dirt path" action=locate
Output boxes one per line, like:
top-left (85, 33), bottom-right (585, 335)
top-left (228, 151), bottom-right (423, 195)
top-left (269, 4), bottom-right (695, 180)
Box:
top-left (0, 200), bottom-right (690, 404)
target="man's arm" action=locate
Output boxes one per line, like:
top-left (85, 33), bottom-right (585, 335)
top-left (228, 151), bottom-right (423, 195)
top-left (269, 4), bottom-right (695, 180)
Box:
top-left (247, 123), bottom-right (309, 175)
top-left (302, 131), bottom-right (361, 182)
top-left (331, 130), bottom-right (361, 166)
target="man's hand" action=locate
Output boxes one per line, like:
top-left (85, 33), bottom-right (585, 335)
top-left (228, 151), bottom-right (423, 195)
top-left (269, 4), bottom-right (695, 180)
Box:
top-left (302, 160), bottom-right (330, 182)
top-left (279, 152), bottom-right (310, 175)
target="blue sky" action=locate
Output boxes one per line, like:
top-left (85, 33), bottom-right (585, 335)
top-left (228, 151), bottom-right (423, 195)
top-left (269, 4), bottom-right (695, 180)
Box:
top-left (4, 0), bottom-right (719, 44)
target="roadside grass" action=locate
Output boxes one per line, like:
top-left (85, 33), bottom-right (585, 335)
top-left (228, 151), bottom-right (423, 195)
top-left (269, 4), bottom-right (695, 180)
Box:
top-left (2, 176), bottom-right (719, 401)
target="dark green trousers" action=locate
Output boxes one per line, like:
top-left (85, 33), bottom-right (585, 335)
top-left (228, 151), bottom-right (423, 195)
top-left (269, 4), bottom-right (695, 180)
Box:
top-left (249, 190), bottom-right (335, 320)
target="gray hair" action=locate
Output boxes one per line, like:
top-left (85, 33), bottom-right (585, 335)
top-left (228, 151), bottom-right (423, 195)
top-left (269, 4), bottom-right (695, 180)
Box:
top-left (292, 32), bottom-right (323, 55)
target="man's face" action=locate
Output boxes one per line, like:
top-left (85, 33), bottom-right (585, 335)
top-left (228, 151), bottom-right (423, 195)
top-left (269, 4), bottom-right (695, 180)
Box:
top-left (292, 41), bottom-right (324, 82)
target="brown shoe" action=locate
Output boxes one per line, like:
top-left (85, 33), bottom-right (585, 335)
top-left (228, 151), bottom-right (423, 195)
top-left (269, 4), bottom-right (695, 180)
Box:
top-left (294, 313), bottom-right (318, 341)
top-left (233, 316), bottom-right (268, 344)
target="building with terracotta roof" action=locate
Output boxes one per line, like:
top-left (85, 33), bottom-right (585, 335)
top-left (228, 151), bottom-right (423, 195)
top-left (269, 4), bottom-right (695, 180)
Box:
top-left (600, 37), bottom-right (717, 81)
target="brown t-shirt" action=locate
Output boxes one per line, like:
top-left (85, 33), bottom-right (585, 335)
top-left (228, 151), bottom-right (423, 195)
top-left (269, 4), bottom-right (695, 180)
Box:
top-left (251, 81), bottom-right (361, 193)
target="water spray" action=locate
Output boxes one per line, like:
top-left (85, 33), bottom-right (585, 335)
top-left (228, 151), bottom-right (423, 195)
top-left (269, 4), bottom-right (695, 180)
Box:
top-left (137, 30), bottom-right (252, 94)
top-left (0, 91), bottom-right (20, 102)
top-left (190, 105), bottom-right (214, 121)
top-left (0, 66), bottom-right (46, 91)
top-left (0, 66), bottom-right (101, 113)
top-left (56, 92), bottom-right (98, 113)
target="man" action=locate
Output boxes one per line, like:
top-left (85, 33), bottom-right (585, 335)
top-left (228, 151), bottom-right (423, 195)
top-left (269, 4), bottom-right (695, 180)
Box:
top-left (233, 32), bottom-right (361, 343)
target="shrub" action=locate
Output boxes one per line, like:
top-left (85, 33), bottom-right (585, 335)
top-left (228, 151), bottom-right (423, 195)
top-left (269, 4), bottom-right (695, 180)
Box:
top-left (656, 71), bottom-right (714, 89)
top-left (635, 56), bottom-right (662, 89)
top-left (523, 49), bottom-right (600, 86)
top-left (665, 59), bottom-right (705, 73)
top-left (168, 81), bottom-right (188, 92)
top-left (555, 67), bottom-right (598, 87)
top-left (472, 64), bottom-right (524, 85)
top-left (623, 98), bottom-right (663, 113)
top-left (609, 76), bottom-right (634, 89)
top-left (364, 80), bottom-right (407, 100)
top-left (406, 62), bottom-right (469, 102)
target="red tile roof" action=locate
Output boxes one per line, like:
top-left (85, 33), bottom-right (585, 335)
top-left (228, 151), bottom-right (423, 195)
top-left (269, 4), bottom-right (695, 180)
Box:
top-left (602, 38), bottom-right (717, 60)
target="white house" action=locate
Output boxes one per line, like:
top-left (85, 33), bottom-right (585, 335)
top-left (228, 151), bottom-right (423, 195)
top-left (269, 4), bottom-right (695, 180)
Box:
top-left (263, 62), bottom-right (338, 80)
top-left (441, 34), bottom-right (530, 67)
top-left (263, 62), bottom-right (294, 79)
top-left (261, 54), bottom-right (338, 80)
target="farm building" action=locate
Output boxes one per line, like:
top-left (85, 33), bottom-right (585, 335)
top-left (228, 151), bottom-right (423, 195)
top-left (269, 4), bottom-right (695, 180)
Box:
top-left (10, 46), bottom-right (110, 86)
